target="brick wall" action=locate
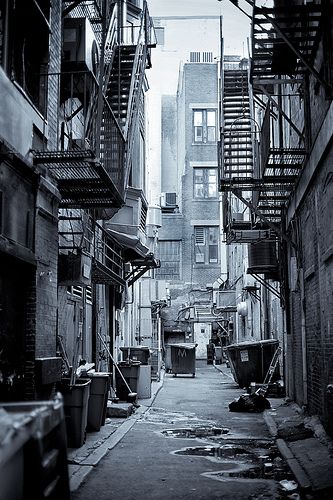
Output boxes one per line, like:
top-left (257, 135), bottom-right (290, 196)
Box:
top-left (288, 147), bottom-right (333, 434)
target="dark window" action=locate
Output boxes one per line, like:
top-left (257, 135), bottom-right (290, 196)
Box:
top-left (194, 226), bottom-right (219, 264)
top-left (0, 0), bottom-right (50, 113)
top-left (156, 240), bottom-right (181, 279)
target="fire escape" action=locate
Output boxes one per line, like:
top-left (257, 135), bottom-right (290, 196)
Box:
top-left (30, 1), bottom-right (156, 289)
top-left (219, 0), bottom-right (326, 301)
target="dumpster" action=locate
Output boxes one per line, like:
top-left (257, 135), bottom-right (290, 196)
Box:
top-left (169, 343), bottom-right (196, 377)
top-left (120, 346), bottom-right (150, 365)
top-left (86, 372), bottom-right (110, 432)
top-left (0, 394), bottom-right (70, 500)
top-left (225, 339), bottom-right (280, 389)
top-left (57, 377), bottom-right (91, 448)
top-left (115, 361), bottom-right (141, 401)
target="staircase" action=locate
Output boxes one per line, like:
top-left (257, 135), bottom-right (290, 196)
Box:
top-left (107, 45), bottom-right (138, 130)
top-left (222, 68), bottom-right (254, 179)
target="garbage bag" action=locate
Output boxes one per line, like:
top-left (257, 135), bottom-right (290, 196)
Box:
top-left (229, 392), bottom-right (271, 413)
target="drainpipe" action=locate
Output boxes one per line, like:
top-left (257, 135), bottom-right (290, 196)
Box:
top-left (299, 268), bottom-right (308, 407)
top-left (262, 284), bottom-right (269, 339)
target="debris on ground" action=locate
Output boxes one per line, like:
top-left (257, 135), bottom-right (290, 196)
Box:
top-left (277, 416), bottom-right (314, 441)
top-left (229, 392), bottom-right (271, 413)
top-left (279, 479), bottom-right (299, 492)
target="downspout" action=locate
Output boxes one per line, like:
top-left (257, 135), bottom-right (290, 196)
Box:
top-left (299, 268), bottom-right (308, 407)
top-left (262, 284), bottom-right (269, 339)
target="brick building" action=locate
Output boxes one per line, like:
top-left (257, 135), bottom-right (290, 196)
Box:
top-left (221, 0), bottom-right (333, 436)
top-left (0, 0), bottom-right (163, 402)
top-left (156, 54), bottom-right (224, 358)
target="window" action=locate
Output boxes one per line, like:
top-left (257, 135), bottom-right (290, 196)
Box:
top-left (0, 0), bottom-right (50, 113)
top-left (194, 226), bottom-right (219, 264)
top-left (193, 109), bottom-right (217, 144)
top-left (156, 240), bottom-right (181, 279)
top-left (194, 168), bottom-right (217, 199)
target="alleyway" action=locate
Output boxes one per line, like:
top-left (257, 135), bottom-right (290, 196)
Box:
top-left (72, 361), bottom-right (296, 500)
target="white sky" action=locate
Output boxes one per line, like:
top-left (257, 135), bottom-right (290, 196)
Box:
top-left (147, 0), bottom-right (251, 55)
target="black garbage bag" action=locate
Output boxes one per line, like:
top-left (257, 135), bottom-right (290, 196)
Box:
top-left (229, 392), bottom-right (271, 413)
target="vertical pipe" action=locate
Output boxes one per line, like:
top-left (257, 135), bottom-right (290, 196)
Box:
top-left (299, 268), bottom-right (308, 407)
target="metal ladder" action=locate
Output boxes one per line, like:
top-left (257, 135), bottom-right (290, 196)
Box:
top-left (256, 346), bottom-right (282, 396)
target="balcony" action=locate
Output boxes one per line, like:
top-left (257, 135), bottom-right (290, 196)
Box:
top-left (31, 71), bottom-right (125, 208)
top-left (58, 212), bottom-right (125, 286)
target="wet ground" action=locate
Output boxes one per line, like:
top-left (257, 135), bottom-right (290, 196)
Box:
top-left (72, 361), bottom-right (303, 500)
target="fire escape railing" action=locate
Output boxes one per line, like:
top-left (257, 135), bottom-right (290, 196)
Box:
top-left (59, 212), bottom-right (125, 285)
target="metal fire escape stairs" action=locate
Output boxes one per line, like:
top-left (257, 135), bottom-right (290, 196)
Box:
top-left (106, 2), bottom-right (154, 189)
top-left (31, 1), bottom-right (154, 210)
top-left (31, 0), bottom-right (126, 208)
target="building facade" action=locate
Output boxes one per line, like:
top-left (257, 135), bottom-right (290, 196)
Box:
top-left (0, 0), bottom-right (165, 403)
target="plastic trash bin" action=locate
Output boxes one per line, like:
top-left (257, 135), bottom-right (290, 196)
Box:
top-left (120, 346), bottom-right (150, 365)
top-left (86, 372), bottom-right (110, 432)
top-left (0, 395), bottom-right (70, 500)
top-left (115, 361), bottom-right (141, 401)
top-left (225, 339), bottom-right (280, 389)
top-left (215, 346), bottom-right (223, 365)
top-left (164, 344), bottom-right (172, 373)
top-left (169, 343), bottom-right (196, 377)
top-left (57, 377), bottom-right (91, 448)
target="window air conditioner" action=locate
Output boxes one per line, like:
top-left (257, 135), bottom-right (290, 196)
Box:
top-left (160, 192), bottom-right (177, 207)
top-left (63, 17), bottom-right (99, 76)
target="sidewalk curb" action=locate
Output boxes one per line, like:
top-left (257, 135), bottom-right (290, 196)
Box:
top-left (263, 411), bottom-right (312, 493)
top-left (70, 372), bottom-right (165, 492)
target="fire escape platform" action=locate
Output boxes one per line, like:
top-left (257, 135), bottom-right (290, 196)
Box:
top-left (251, 3), bottom-right (322, 84)
top-left (32, 149), bottom-right (123, 208)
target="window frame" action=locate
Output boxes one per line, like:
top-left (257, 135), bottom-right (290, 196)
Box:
top-left (193, 167), bottom-right (218, 199)
top-left (194, 226), bottom-right (219, 265)
top-left (193, 108), bottom-right (217, 144)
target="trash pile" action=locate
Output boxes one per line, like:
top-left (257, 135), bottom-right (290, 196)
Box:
top-left (229, 392), bottom-right (271, 413)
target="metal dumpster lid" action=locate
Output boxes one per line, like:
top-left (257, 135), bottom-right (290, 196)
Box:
top-left (226, 339), bottom-right (279, 349)
top-left (168, 343), bottom-right (197, 349)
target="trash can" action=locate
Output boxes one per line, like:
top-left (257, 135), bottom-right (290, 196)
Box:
top-left (207, 343), bottom-right (215, 364)
top-left (115, 361), bottom-right (141, 401)
top-left (169, 343), bottom-right (196, 377)
top-left (86, 372), bottom-right (110, 432)
top-left (225, 339), bottom-right (280, 389)
top-left (215, 346), bottom-right (223, 365)
top-left (0, 395), bottom-right (70, 500)
top-left (120, 346), bottom-right (150, 365)
top-left (57, 377), bottom-right (91, 448)
top-left (164, 344), bottom-right (172, 373)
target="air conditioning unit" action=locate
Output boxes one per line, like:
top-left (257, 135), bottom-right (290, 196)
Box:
top-left (63, 17), bottom-right (99, 76)
top-left (160, 192), bottom-right (177, 207)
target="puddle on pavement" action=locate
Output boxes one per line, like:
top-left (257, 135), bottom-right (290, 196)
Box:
top-left (161, 426), bottom-right (229, 438)
top-left (171, 441), bottom-right (295, 482)
top-left (141, 407), bottom-right (219, 427)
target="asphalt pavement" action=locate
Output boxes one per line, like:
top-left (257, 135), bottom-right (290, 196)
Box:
top-left (68, 360), bottom-right (333, 499)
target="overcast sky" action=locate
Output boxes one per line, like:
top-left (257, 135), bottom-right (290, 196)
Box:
top-left (147, 0), bottom-right (251, 55)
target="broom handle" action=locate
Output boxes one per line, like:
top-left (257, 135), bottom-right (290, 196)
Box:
top-left (97, 331), bottom-right (134, 394)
